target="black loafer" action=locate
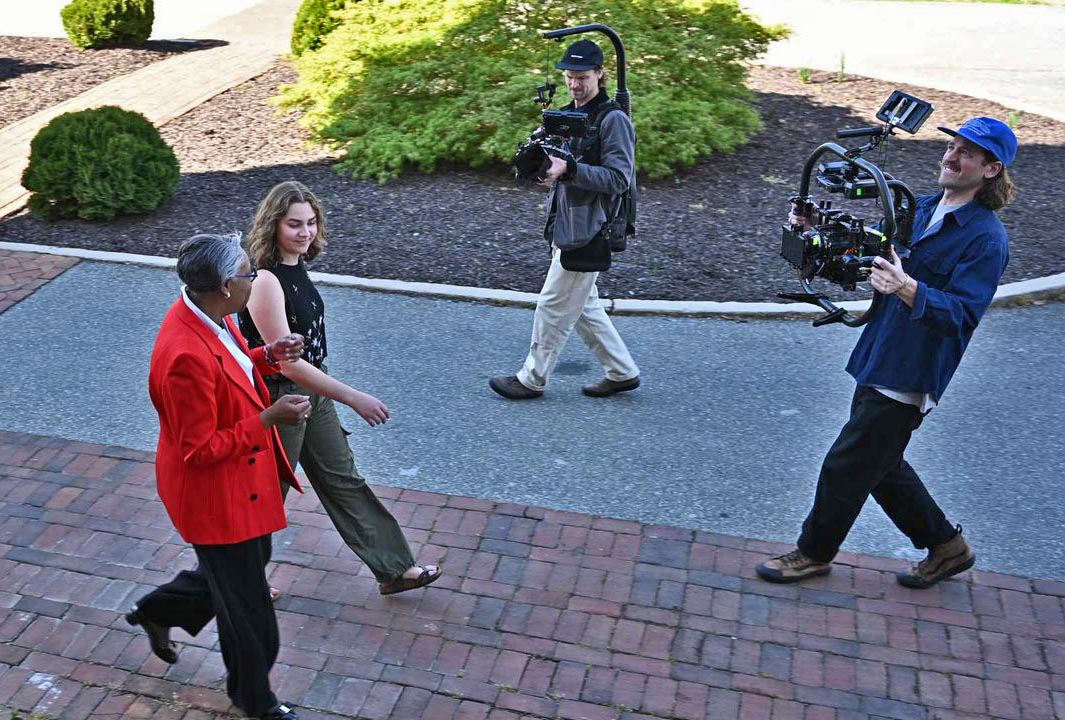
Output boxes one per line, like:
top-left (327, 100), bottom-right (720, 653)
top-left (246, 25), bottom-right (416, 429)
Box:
top-left (256, 703), bottom-right (298, 720)
top-left (582, 376), bottom-right (640, 397)
top-left (125, 607), bottom-right (178, 664)
top-left (489, 375), bottom-right (543, 400)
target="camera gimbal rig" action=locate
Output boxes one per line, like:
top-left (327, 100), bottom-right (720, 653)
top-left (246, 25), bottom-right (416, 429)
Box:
top-left (779, 91), bottom-right (933, 327)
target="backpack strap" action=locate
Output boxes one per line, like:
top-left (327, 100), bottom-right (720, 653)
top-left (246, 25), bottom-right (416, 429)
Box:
top-left (587, 101), bottom-right (634, 234)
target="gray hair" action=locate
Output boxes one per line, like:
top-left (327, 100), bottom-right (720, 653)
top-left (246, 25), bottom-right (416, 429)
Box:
top-left (177, 232), bottom-right (247, 293)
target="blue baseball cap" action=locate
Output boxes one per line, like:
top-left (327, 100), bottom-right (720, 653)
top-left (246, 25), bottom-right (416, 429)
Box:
top-left (937, 116), bottom-right (1017, 167)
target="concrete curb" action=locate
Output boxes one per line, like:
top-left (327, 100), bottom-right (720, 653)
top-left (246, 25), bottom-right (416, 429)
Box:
top-left (3, 240), bottom-right (1063, 318)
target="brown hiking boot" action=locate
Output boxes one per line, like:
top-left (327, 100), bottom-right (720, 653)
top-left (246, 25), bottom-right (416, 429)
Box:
top-left (896, 525), bottom-right (975, 589)
top-left (756, 548), bottom-right (832, 584)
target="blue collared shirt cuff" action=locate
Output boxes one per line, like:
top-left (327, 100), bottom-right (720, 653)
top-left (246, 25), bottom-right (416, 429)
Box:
top-left (910, 280), bottom-right (929, 320)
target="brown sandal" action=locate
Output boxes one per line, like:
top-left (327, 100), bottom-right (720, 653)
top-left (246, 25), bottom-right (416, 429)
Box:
top-left (379, 566), bottom-right (442, 596)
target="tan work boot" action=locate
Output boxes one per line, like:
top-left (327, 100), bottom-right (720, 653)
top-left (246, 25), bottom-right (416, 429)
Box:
top-left (756, 548), bottom-right (832, 584)
top-left (896, 525), bottom-right (975, 589)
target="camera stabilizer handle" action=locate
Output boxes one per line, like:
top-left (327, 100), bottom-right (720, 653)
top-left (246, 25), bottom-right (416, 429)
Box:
top-left (543, 24), bottom-right (629, 116)
top-left (799, 142), bottom-right (898, 238)
top-left (781, 142), bottom-right (898, 328)
top-left (777, 90), bottom-right (930, 328)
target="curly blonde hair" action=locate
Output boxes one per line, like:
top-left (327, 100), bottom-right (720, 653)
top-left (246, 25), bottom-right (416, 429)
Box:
top-left (246, 181), bottom-right (327, 269)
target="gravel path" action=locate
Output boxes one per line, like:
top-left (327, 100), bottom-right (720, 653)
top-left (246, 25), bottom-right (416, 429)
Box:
top-left (2, 63), bottom-right (1062, 302)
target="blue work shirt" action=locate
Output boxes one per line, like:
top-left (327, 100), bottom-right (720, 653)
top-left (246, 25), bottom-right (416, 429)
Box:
top-left (846, 192), bottom-right (1009, 403)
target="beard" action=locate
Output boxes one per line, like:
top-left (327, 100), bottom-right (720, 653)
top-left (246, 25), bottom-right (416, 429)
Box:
top-left (937, 163), bottom-right (983, 193)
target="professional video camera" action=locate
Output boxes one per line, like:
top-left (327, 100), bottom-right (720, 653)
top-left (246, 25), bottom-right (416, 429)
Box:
top-left (779, 91), bottom-right (934, 327)
top-left (513, 82), bottom-right (587, 182)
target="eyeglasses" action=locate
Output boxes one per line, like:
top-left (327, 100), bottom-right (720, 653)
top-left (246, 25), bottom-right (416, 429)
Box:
top-left (232, 269), bottom-right (258, 281)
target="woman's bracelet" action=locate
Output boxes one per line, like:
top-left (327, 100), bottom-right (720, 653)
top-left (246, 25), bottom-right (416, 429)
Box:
top-left (263, 344), bottom-right (280, 368)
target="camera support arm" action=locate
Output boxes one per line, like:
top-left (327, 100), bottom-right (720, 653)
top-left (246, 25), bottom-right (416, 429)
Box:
top-left (785, 142), bottom-right (897, 328)
top-left (543, 24), bottom-right (629, 116)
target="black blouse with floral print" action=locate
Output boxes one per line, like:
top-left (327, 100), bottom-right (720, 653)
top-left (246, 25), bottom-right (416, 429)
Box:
top-left (239, 259), bottom-right (327, 366)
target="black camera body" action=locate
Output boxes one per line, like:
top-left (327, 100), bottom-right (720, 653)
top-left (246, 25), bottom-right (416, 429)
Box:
top-left (781, 202), bottom-right (888, 292)
top-left (513, 108), bottom-right (588, 182)
top-left (778, 91), bottom-right (933, 328)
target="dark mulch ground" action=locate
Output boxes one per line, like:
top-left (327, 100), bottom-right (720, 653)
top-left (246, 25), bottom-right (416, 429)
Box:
top-left (2, 62), bottom-right (1063, 302)
top-left (0, 36), bottom-right (219, 127)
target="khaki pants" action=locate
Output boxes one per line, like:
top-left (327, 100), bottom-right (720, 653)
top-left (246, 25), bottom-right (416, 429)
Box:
top-left (517, 248), bottom-right (639, 392)
top-left (267, 368), bottom-right (414, 584)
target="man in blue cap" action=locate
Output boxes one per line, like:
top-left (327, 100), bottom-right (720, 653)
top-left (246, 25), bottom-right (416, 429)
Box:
top-left (489, 38), bottom-right (640, 400)
top-left (757, 116), bottom-right (1018, 588)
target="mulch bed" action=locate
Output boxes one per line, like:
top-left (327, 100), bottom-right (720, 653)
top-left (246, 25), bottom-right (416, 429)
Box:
top-left (0, 36), bottom-right (218, 127)
top-left (2, 62), bottom-right (1062, 302)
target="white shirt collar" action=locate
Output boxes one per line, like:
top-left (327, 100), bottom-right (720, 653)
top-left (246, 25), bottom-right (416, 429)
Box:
top-left (181, 286), bottom-right (255, 387)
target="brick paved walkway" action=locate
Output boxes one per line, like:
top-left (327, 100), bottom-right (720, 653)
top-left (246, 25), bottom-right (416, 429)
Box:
top-left (2, 426), bottom-right (1064, 720)
top-left (0, 250), bottom-right (78, 315)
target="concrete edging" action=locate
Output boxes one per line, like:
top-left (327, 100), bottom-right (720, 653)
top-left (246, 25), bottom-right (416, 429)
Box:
top-left (3, 240), bottom-right (1063, 318)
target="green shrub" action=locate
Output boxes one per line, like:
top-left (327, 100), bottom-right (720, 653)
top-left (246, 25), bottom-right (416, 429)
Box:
top-left (61, 0), bottom-right (154, 49)
top-left (280, 0), bottom-right (786, 182)
top-left (22, 105), bottom-right (180, 221)
top-left (292, 0), bottom-right (350, 57)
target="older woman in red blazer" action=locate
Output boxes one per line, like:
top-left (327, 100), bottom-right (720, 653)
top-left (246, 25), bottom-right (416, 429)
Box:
top-left (127, 233), bottom-right (309, 720)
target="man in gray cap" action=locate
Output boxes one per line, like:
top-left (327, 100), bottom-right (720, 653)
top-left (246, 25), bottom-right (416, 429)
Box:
top-left (490, 38), bottom-right (640, 400)
top-left (757, 116), bottom-right (1018, 589)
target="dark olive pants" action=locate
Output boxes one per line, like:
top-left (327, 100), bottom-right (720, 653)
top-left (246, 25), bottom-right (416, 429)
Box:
top-left (134, 534), bottom-right (279, 716)
top-left (268, 370), bottom-right (415, 584)
top-left (798, 385), bottom-right (957, 563)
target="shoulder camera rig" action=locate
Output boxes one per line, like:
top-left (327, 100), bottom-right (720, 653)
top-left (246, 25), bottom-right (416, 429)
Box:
top-left (512, 24), bottom-right (630, 183)
top-left (779, 91), bottom-right (933, 327)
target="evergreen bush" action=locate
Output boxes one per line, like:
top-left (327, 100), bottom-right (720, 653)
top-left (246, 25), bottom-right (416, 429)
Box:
top-left (280, 0), bottom-right (785, 182)
top-left (292, 0), bottom-right (350, 57)
top-left (61, 0), bottom-right (154, 49)
top-left (22, 106), bottom-right (180, 221)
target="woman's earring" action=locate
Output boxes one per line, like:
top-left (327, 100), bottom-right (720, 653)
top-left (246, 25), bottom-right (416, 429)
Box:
top-left (223, 291), bottom-right (231, 299)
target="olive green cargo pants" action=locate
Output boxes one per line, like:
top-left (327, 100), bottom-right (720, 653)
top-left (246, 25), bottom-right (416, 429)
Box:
top-left (267, 370), bottom-right (414, 584)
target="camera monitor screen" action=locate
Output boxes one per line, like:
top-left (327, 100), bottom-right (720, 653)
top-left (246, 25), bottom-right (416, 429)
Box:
top-left (876, 91), bottom-right (934, 135)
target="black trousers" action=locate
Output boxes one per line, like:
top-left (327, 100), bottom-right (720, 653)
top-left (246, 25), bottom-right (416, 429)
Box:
top-left (134, 534), bottom-right (279, 715)
top-left (797, 385), bottom-right (957, 563)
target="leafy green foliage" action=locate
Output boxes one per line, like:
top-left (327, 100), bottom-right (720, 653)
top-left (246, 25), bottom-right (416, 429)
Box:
top-left (61, 0), bottom-right (154, 49)
top-left (22, 106), bottom-right (180, 221)
top-left (292, 0), bottom-right (350, 57)
top-left (280, 0), bottom-right (786, 181)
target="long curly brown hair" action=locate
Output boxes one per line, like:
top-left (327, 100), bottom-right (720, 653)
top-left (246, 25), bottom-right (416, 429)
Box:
top-left (246, 181), bottom-right (327, 269)
top-left (975, 151), bottom-right (1017, 211)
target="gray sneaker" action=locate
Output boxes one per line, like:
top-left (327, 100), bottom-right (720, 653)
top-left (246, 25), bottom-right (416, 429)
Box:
top-left (756, 548), bottom-right (832, 584)
top-left (896, 525), bottom-right (975, 589)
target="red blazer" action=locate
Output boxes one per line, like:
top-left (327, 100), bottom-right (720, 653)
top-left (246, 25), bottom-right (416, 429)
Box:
top-left (148, 298), bottom-right (302, 545)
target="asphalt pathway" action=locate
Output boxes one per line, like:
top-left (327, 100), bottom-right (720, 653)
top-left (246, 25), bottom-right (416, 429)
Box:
top-left (5, 261), bottom-right (1063, 580)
